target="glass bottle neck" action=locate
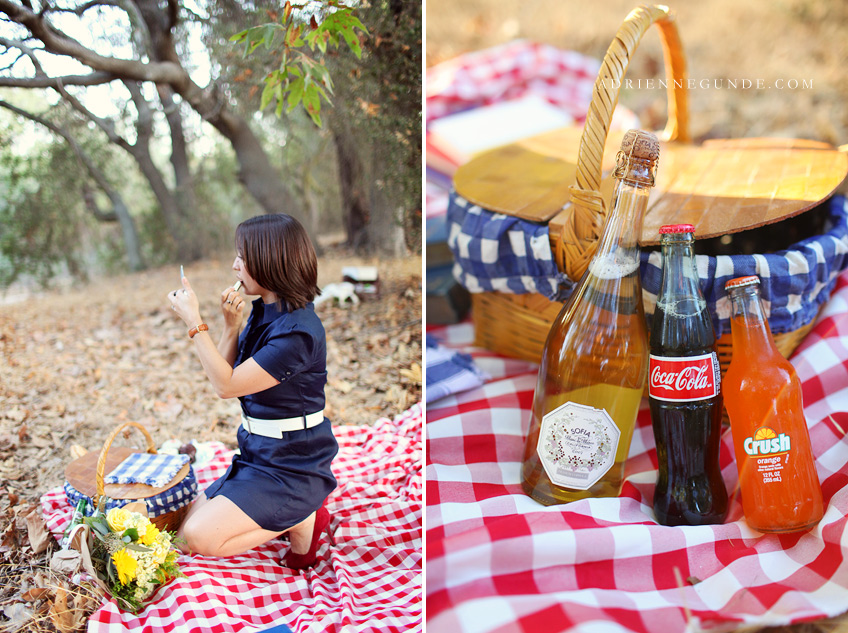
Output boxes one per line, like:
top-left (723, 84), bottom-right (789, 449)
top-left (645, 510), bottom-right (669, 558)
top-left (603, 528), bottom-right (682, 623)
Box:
top-left (591, 175), bottom-right (650, 271)
top-left (728, 285), bottom-right (779, 356)
top-left (658, 235), bottom-right (701, 300)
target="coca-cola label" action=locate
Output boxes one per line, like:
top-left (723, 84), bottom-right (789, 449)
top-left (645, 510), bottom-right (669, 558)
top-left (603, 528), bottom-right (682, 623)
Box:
top-left (649, 353), bottom-right (720, 402)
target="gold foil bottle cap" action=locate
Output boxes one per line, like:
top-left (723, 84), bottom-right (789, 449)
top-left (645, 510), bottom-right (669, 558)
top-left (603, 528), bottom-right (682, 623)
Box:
top-left (620, 129), bottom-right (660, 162)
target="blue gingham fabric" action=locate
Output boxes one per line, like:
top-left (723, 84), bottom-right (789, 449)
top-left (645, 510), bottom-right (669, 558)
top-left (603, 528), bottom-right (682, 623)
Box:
top-left (448, 193), bottom-right (848, 337)
top-left (104, 452), bottom-right (191, 488)
top-left (425, 334), bottom-right (490, 403)
top-left (447, 191), bottom-right (575, 301)
top-left (64, 467), bottom-right (197, 519)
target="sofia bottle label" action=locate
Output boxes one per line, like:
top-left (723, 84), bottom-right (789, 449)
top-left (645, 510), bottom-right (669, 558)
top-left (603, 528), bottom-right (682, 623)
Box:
top-left (537, 402), bottom-right (620, 490)
top-left (649, 352), bottom-right (721, 402)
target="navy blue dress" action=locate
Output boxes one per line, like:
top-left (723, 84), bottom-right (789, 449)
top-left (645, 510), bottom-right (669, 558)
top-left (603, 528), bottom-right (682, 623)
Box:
top-left (203, 298), bottom-right (338, 532)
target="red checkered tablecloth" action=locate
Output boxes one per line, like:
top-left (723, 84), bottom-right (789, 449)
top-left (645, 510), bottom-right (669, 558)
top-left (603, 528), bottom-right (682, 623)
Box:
top-left (42, 405), bottom-right (423, 633)
top-left (426, 273), bottom-right (848, 632)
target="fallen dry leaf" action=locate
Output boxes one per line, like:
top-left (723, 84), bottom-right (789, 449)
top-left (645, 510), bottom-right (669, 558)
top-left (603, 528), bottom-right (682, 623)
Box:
top-left (399, 362), bottom-right (422, 385)
top-left (50, 548), bottom-right (82, 575)
top-left (21, 586), bottom-right (50, 601)
top-left (25, 508), bottom-right (52, 554)
top-left (49, 587), bottom-right (85, 633)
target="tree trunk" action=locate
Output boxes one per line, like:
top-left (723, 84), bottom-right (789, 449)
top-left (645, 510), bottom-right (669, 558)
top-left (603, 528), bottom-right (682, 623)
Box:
top-left (332, 125), bottom-right (370, 250)
top-left (133, 0), bottom-right (302, 226)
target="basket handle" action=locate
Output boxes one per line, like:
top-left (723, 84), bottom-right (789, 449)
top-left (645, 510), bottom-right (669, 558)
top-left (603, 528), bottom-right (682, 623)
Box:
top-left (555, 4), bottom-right (690, 281)
top-left (93, 421), bottom-right (157, 510)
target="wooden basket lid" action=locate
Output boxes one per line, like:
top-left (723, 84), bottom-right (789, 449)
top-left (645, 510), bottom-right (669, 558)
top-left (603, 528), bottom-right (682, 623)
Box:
top-left (65, 447), bottom-right (190, 502)
top-left (453, 128), bottom-right (848, 246)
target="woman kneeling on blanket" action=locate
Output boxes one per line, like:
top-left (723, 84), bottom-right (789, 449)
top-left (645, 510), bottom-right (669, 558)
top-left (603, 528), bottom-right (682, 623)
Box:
top-left (167, 214), bottom-right (337, 569)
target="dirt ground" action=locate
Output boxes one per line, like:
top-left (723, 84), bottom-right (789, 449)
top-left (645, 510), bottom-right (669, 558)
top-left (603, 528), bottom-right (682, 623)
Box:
top-left (0, 247), bottom-right (421, 631)
top-left (426, 0), bottom-right (848, 152)
top-left (427, 2), bottom-right (847, 632)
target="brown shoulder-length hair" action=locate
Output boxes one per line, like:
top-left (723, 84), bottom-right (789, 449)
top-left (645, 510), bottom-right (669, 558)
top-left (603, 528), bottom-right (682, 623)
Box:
top-left (235, 214), bottom-right (321, 311)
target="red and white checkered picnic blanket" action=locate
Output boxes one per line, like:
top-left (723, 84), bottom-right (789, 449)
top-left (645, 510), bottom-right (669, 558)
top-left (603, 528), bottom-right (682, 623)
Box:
top-left (42, 404), bottom-right (422, 633)
top-left (426, 272), bottom-right (848, 632)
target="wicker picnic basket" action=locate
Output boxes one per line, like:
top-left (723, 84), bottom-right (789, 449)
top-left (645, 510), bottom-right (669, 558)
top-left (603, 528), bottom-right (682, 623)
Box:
top-left (450, 4), bottom-right (848, 374)
top-left (64, 422), bottom-right (197, 532)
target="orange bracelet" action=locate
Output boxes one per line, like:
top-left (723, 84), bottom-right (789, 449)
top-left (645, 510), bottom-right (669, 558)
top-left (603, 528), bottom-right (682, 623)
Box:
top-left (188, 323), bottom-right (208, 338)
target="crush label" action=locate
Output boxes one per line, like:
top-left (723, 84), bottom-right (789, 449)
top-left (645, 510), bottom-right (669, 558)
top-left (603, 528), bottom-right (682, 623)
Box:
top-left (743, 427), bottom-right (791, 484)
top-left (537, 402), bottom-right (620, 490)
top-left (649, 353), bottom-right (720, 402)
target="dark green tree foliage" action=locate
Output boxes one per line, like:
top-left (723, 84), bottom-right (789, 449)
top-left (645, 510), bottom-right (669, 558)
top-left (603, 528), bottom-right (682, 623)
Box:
top-left (321, 0), bottom-right (421, 253)
top-left (0, 119), bottom-right (132, 286)
top-left (209, 0), bottom-right (422, 254)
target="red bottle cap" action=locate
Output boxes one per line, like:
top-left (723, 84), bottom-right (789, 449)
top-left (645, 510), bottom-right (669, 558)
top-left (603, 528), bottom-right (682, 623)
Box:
top-left (724, 275), bottom-right (760, 290)
top-left (659, 224), bottom-right (695, 234)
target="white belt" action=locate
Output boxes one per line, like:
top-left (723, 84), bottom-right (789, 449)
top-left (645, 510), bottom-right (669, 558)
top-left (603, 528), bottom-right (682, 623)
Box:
top-left (240, 410), bottom-right (325, 438)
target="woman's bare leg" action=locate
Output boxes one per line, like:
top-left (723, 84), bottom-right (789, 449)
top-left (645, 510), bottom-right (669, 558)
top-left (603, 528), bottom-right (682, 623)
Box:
top-left (176, 493), bottom-right (315, 557)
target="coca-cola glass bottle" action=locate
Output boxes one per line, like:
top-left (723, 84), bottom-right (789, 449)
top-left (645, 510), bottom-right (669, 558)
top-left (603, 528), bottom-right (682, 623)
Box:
top-left (648, 224), bottom-right (728, 525)
top-left (521, 130), bottom-right (659, 505)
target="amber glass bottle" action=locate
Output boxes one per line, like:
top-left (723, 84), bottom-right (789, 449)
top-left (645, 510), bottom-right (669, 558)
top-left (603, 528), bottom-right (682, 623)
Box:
top-left (521, 130), bottom-right (659, 505)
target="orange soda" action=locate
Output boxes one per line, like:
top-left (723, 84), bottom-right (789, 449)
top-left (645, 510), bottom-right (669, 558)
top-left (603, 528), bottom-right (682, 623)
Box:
top-left (723, 275), bottom-right (823, 533)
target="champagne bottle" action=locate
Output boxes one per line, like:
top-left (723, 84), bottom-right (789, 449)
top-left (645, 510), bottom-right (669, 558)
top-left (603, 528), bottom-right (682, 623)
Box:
top-left (521, 129), bottom-right (659, 505)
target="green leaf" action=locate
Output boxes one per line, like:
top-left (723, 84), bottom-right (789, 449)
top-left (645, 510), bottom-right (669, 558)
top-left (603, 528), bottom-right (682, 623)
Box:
top-left (260, 24), bottom-right (277, 49)
top-left (229, 29), bottom-right (248, 43)
top-left (340, 28), bottom-right (362, 59)
top-left (310, 64), bottom-right (334, 95)
top-left (124, 542), bottom-right (152, 553)
top-left (123, 527), bottom-right (138, 541)
top-left (106, 558), bottom-right (117, 584)
top-left (260, 80), bottom-right (277, 111)
top-left (286, 77), bottom-right (305, 111)
top-left (86, 517), bottom-right (109, 537)
top-left (302, 84), bottom-right (322, 126)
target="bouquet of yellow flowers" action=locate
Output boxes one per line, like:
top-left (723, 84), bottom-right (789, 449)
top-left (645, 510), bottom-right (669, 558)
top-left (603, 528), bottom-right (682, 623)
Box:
top-left (83, 506), bottom-right (183, 612)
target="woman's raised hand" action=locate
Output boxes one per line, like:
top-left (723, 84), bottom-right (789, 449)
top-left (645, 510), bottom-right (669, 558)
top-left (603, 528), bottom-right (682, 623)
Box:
top-left (168, 275), bottom-right (201, 327)
top-left (221, 283), bottom-right (245, 329)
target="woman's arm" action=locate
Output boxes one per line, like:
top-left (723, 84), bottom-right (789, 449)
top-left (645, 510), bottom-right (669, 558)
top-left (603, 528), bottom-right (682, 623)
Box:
top-left (169, 277), bottom-right (279, 399)
top-left (189, 331), bottom-right (279, 399)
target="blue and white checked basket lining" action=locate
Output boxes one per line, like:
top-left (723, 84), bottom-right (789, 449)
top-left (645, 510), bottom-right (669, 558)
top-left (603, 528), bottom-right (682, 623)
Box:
top-left (447, 192), bottom-right (848, 337)
top-left (104, 452), bottom-right (191, 488)
top-left (64, 468), bottom-right (197, 519)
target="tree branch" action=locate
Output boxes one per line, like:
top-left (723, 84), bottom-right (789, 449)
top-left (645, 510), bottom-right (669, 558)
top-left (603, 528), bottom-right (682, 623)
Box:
top-left (0, 35), bottom-right (46, 73)
top-left (82, 184), bottom-right (118, 221)
top-left (123, 79), bottom-right (153, 145)
top-left (0, 97), bottom-right (116, 202)
top-left (42, 1), bottom-right (122, 17)
top-left (166, 0), bottom-right (178, 29)
top-left (0, 71), bottom-right (115, 87)
top-left (51, 81), bottom-right (129, 150)
top-left (0, 0), bottom-right (186, 83)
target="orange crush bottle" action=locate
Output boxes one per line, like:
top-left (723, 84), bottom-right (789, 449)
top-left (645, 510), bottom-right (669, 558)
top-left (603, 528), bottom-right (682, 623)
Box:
top-left (521, 129), bottom-right (659, 505)
top-left (723, 275), bottom-right (824, 532)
